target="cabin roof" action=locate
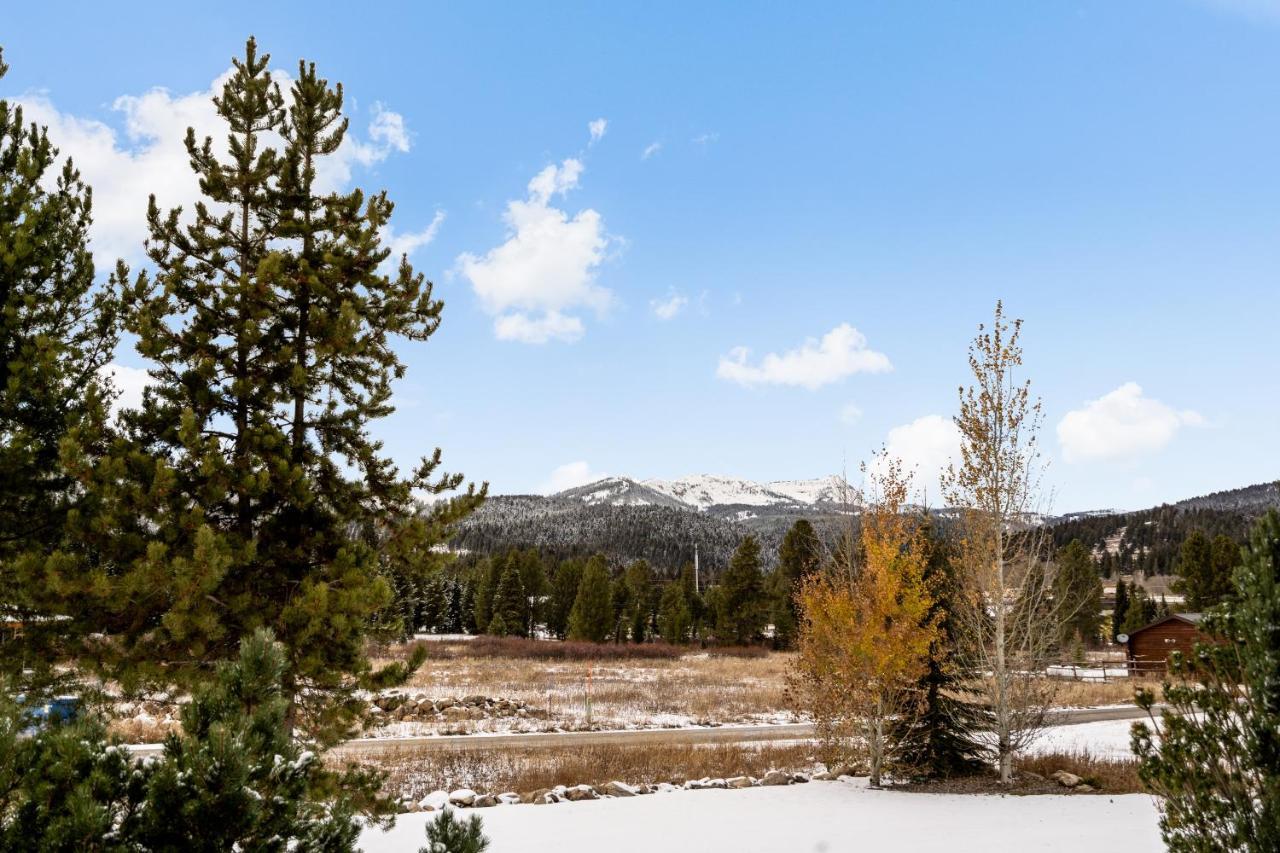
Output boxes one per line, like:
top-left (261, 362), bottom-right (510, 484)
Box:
top-left (1127, 612), bottom-right (1204, 637)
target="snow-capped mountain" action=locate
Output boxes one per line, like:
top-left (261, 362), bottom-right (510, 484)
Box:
top-left (554, 477), bottom-right (687, 509)
top-left (554, 474), bottom-right (852, 515)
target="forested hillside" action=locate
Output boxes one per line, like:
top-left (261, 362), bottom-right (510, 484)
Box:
top-left (1048, 481), bottom-right (1278, 576)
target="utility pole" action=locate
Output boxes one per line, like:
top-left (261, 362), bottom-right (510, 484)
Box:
top-left (694, 543), bottom-right (700, 594)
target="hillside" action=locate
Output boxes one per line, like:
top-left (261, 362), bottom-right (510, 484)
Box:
top-left (1048, 480), bottom-right (1279, 576)
top-left (452, 475), bottom-right (1280, 578)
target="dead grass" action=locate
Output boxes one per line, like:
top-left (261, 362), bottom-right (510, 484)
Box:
top-left (355, 741), bottom-right (818, 799)
top-left (107, 716), bottom-right (178, 743)
top-left (1047, 678), bottom-right (1162, 709)
top-left (1015, 749), bottom-right (1144, 794)
top-left (369, 646), bottom-right (796, 730)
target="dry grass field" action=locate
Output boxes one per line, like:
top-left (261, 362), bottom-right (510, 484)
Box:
top-left (358, 741), bottom-right (820, 801)
top-left (368, 641), bottom-right (796, 733)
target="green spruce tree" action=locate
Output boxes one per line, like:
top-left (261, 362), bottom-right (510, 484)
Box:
top-left (1052, 539), bottom-right (1104, 647)
top-left (567, 556), bottom-right (613, 643)
top-left (657, 581), bottom-right (693, 644)
top-left (1112, 578), bottom-right (1129, 642)
top-left (1173, 530), bottom-right (1234, 610)
top-left (490, 557), bottom-right (527, 637)
top-left (1133, 510), bottom-right (1280, 853)
top-left (545, 558), bottom-right (584, 639)
top-left (891, 516), bottom-right (989, 777)
top-left (716, 536), bottom-right (766, 645)
top-left (769, 518), bottom-right (821, 648)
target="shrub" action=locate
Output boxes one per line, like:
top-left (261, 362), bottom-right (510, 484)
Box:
top-left (420, 809), bottom-right (489, 853)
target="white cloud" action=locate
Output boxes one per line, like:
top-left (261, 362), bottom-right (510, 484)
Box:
top-left (641, 141), bottom-right (662, 160)
top-left (872, 414), bottom-right (962, 504)
top-left (1199, 0), bottom-right (1280, 24)
top-left (98, 362), bottom-right (152, 416)
top-left (588, 118), bottom-right (608, 145)
top-left (456, 158), bottom-right (612, 343)
top-left (651, 290), bottom-right (688, 320)
top-left (716, 323), bottom-right (891, 390)
top-left (380, 209), bottom-right (445, 273)
top-left (543, 460), bottom-right (599, 493)
top-left (493, 310), bottom-right (584, 344)
top-left (15, 72), bottom-right (412, 265)
top-left (839, 403), bottom-right (863, 426)
top-left (1056, 382), bottom-right (1204, 463)
top-left (692, 131), bottom-right (719, 146)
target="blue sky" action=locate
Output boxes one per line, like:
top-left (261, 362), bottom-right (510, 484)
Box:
top-left (3, 0), bottom-right (1278, 511)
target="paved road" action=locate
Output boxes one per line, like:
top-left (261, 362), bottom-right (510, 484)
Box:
top-left (330, 703), bottom-right (1158, 756)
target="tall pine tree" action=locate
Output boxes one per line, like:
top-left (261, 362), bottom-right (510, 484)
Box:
top-left (716, 535), bottom-right (766, 645)
top-left (0, 47), bottom-right (121, 696)
top-left (56, 40), bottom-right (482, 742)
top-left (567, 556), bottom-right (613, 643)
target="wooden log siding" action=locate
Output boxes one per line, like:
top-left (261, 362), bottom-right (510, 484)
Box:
top-left (1125, 614), bottom-right (1205, 675)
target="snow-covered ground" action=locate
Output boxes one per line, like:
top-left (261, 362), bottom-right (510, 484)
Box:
top-left (359, 777), bottom-right (1163, 853)
top-left (1029, 717), bottom-right (1157, 761)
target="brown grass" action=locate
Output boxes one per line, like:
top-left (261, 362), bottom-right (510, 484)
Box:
top-left (356, 741), bottom-right (818, 799)
top-left (1047, 678), bottom-right (1162, 709)
top-left (107, 716), bottom-right (178, 743)
top-left (1015, 749), bottom-right (1144, 794)
top-left (369, 647), bottom-right (797, 730)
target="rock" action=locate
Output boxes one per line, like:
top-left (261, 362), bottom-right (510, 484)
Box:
top-left (726, 776), bottom-right (753, 789)
top-left (443, 706), bottom-right (472, 721)
top-left (1051, 771), bottom-right (1083, 788)
top-left (602, 781), bottom-right (638, 797)
top-left (448, 789), bottom-right (477, 807)
top-left (462, 694), bottom-right (487, 706)
top-left (792, 773), bottom-right (810, 783)
top-left (1075, 784), bottom-right (1096, 793)
top-left (654, 783), bottom-right (678, 793)
top-left (418, 791), bottom-right (449, 811)
top-left (811, 772), bottom-right (835, 781)
top-left (760, 770), bottom-right (792, 787)
top-left (828, 763), bottom-right (856, 778)
top-left (436, 698), bottom-right (455, 710)
top-left (374, 696), bottom-right (399, 712)
top-left (472, 794), bottom-right (499, 808)
top-left (402, 700), bottom-right (419, 714)
top-left (520, 789), bottom-right (553, 805)
top-left (498, 792), bottom-right (521, 805)
top-left (563, 785), bottom-right (598, 802)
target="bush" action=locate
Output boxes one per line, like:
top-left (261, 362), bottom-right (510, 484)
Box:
top-left (420, 809), bottom-right (488, 853)
top-left (0, 629), bottom-right (380, 851)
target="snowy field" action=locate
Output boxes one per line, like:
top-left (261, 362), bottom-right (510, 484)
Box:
top-left (1029, 718), bottom-right (1147, 760)
top-left (358, 777), bottom-right (1163, 853)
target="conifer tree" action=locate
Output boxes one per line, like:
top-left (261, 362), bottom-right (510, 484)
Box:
top-left (1133, 510), bottom-right (1280, 853)
top-left (657, 581), bottom-right (693, 644)
top-left (678, 562), bottom-right (705, 640)
top-left (490, 558), bottom-right (527, 637)
top-left (54, 40), bottom-right (481, 742)
top-left (769, 519), bottom-right (822, 648)
top-left (0, 629), bottom-right (374, 849)
top-left (567, 556), bottom-right (613, 643)
top-left (1052, 539), bottom-right (1103, 647)
top-left (716, 536), bottom-right (766, 645)
top-left (892, 516), bottom-right (989, 777)
top-left (1112, 578), bottom-right (1130, 642)
top-left (0, 47), bottom-right (121, 695)
top-left (546, 558), bottom-right (584, 639)
top-left (1173, 530), bottom-right (1234, 610)
top-left (624, 560), bottom-right (653, 643)
top-left (420, 809), bottom-right (489, 853)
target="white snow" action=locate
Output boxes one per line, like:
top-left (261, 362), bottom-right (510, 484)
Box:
top-left (359, 777), bottom-right (1163, 852)
top-left (1028, 717), bottom-right (1158, 761)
